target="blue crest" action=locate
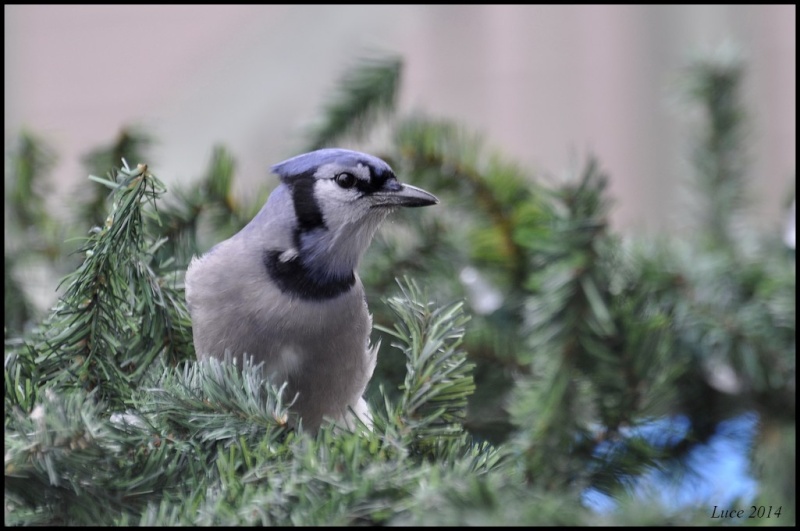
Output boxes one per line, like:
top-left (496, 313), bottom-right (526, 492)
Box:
top-left (270, 148), bottom-right (393, 182)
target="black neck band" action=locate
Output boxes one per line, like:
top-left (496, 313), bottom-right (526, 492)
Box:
top-left (263, 250), bottom-right (355, 300)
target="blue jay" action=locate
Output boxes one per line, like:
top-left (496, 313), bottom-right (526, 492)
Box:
top-left (185, 148), bottom-right (438, 432)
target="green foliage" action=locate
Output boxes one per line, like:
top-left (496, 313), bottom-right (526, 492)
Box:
top-left (306, 55), bottom-right (402, 150)
top-left (80, 127), bottom-right (155, 226)
top-left (684, 46), bottom-right (749, 246)
top-left (5, 130), bottom-right (56, 229)
top-left (376, 278), bottom-right (475, 449)
top-left (6, 162), bottom-right (193, 411)
top-left (4, 131), bottom-right (63, 335)
top-left (4, 49), bottom-right (795, 525)
top-left (393, 116), bottom-right (545, 288)
top-left (4, 153), bottom-right (488, 523)
top-left (148, 144), bottom-right (266, 270)
top-left (5, 254), bottom-right (37, 337)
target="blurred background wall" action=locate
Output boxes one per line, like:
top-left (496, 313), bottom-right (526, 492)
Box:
top-left (4, 5), bottom-right (796, 234)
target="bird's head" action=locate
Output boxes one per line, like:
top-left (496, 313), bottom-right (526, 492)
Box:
top-left (264, 149), bottom-right (438, 292)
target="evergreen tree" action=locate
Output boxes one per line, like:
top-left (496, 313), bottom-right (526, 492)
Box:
top-left (5, 50), bottom-right (794, 525)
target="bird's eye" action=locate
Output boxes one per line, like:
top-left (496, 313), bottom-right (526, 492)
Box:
top-left (335, 172), bottom-right (357, 189)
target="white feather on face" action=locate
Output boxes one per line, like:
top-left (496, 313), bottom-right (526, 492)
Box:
top-left (297, 162), bottom-right (396, 279)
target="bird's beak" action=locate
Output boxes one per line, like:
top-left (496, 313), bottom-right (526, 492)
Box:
top-left (371, 182), bottom-right (439, 208)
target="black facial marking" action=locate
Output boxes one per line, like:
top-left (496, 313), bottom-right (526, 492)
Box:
top-left (291, 173), bottom-right (325, 232)
top-left (263, 250), bottom-right (355, 301)
top-left (353, 163), bottom-right (398, 195)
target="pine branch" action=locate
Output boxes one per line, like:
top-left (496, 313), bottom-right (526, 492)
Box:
top-left (683, 46), bottom-right (749, 246)
top-left (15, 161), bottom-right (191, 407)
top-left (394, 116), bottom-right (544, 289)
top-left (134, 356), bottom-right (291, 445)
top-left (4, 255), bottom-right (37, 337)
top-left (5, 387), bottom-right (204, 525)
top-left (4, 132), bottom-right (66, 323)
top-left (150, 145), bottom-right (272, 271)
top-left (4, 357), bottom-right (290, 525)
top-left (5, 130), bottom-right (57, 230)
top-left (511, 161), bottom-right (680, 492)
top-left (386, 118), bottom-right (555, 443)
top-left (148, 146), bottom-right (235, 270)
top-left (392, 456), bottom-right (582, 526)
top-left (306, 55), bottom-right (402, 150)
top-left (375, 277), bottom-right (475, 452)
top-left (79, 127), bottom-right (154, 226)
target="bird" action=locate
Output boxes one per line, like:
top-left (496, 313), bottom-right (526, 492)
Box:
top-left (185, 148), bottom-right (438, 432)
